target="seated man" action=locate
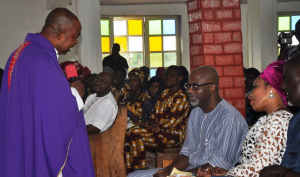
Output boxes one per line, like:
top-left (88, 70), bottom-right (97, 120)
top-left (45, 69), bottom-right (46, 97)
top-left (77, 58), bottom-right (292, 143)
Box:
top-left (84, 72), bottom-right (118, 134)
top-left (128, 66), bottom-right (248, 177)
top-left (111, 66), bottom-right (130, 104)
top-left (260, 53), bottom-right (300, 177)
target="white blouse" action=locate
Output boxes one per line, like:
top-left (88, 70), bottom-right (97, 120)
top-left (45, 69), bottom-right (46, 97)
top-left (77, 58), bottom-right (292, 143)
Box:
top-left (226, 110), bottom-right (293, 177)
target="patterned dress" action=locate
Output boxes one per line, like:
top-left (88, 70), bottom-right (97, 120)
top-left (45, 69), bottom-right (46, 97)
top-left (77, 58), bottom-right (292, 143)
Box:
top-left (226, 110), bottom-right (293, 177)
top-left (124, 92), bottom-right (151, 173)
top-left (125, 89), bottom-right (190, 172)
top-left (111, 84), bottom-right (130, 104)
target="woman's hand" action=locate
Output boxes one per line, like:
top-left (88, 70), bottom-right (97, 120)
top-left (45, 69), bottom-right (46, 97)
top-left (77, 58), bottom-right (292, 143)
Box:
top-left (149, 120), bottom-right (160, 133)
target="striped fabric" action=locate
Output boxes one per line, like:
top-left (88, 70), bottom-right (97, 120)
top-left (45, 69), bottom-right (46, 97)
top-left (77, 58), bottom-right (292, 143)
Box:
top-left (181, 99), bottom-right (248, 170)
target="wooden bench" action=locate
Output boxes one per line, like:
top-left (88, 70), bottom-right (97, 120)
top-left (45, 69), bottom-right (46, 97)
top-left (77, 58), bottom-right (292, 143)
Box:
top-left (88, 105), bottom-right (127, 177)
top-left (146, 146), bottom-right (182, 168)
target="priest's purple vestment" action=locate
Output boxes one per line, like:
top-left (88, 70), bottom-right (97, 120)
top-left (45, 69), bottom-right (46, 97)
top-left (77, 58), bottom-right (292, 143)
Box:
top-left (0, 33), bottom-right (95, 177)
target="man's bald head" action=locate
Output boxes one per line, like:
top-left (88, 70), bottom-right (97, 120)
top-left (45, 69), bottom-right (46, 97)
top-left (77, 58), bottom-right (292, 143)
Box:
top-left (190, 66), bottom-right (219, 85)
top-left (285, 53), bottom-right (300, 74)
top-left (41, 8), bottom-right (81, 55)
top-left (187, 66), bottom-right (221, 110)
top-left (43, 8), bottom-right (79, 32)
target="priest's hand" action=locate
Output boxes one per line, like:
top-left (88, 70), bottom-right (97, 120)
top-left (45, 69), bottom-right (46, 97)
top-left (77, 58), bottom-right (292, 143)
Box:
top-left (70, 80), bottom-right (85, 97)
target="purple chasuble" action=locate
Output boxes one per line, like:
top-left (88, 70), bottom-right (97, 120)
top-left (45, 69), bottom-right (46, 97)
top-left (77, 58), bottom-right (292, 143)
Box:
top-left (0, 33), bottom-right (95, 177)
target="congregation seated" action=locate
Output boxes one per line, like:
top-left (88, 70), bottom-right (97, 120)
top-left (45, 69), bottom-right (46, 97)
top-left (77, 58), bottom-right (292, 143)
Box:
top-left (83, 72), bottom-right (118, 134)
top-left (111, 66), bottom-right (130, 104)
top-left (124, 68), bottom-right (151, 173)
top-left (128, 66), bottom-right (248, 177)
top-left (208, 61), bottom-right (292, 177)
top-left (260, 53), bottom-right (300, 177)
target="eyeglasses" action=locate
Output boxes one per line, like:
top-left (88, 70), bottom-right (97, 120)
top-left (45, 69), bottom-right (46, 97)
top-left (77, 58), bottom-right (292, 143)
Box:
top-left (184, 83), bottom-right (214, 91)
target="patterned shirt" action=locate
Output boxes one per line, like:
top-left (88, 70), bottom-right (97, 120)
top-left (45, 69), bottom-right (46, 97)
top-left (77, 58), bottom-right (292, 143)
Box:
top-left (111, 84), bottom-right (130, 104)
top-left (150, 89), bottom-right (189, 130)
top-left (180, 99), bottom-right (248, 171)
top-left (127, 92), bottom-right (151, 118)
top-left (227, 110), bottom-right (293, 177)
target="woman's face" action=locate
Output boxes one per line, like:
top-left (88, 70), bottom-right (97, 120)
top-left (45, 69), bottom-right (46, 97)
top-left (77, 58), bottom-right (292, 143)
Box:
top-left (128, 74), bottom-right (141, 92)
top-left (149, 82), bottom-right (159, 97)
top-left (248, 77), bottom-right (269, 112)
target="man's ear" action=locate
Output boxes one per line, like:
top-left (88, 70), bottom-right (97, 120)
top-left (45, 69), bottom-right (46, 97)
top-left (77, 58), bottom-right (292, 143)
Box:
top-left (57, 30), bottom-right (65, 40)
top-left (210, 84), bottom-right (216, 94)
top-left (109, 84), bottom-right (113, 90)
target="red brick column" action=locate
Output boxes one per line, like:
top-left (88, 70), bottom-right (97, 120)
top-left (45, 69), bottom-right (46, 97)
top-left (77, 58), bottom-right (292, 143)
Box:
top-left (187, 0), bottom-right (245, 117)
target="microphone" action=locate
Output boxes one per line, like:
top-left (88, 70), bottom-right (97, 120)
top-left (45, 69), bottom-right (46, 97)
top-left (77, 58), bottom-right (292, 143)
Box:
top-left (65, 64), bottom-right (78, 82)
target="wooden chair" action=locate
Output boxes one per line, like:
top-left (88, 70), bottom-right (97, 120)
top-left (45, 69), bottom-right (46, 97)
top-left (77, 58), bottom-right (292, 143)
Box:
top-left (88, 105), bottom-right (127, 177)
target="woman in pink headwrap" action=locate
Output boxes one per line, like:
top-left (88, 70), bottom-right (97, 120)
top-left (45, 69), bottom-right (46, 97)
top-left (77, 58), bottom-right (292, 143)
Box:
top-left (203, 61), bottom-right (293, 177)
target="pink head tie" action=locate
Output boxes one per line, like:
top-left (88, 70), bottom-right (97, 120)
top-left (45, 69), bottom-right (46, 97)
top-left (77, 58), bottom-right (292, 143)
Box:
top-left (259, 60), bottom-right (287, 106)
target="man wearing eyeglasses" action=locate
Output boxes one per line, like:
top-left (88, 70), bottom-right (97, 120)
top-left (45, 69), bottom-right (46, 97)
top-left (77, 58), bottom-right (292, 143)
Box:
top-left (128, 66), bottom-right (248, 177)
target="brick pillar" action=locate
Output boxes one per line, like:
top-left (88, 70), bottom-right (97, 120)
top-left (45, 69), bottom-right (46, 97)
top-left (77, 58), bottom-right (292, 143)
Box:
top-left (187, 0), bottom-right (245, 117)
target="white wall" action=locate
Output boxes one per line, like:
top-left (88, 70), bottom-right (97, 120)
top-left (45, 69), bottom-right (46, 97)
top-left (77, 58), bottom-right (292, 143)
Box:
top-left (100, 3), bottom-right (190, 72)
top-left (0, 0), bottom-right (77, 69)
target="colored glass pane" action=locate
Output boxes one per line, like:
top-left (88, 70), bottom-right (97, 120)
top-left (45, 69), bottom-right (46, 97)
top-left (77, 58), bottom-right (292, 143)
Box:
top-left (149, 20), bottom-right (162, 35)
top-left (114, 37), bottom-right (127, 52)
top-left (129, 53), bottom-right (143, 69)
top-left (150, 69), bottom-right (156, 78)
top-left (128, 20), bottom-right (142, 35)
top-left (163, 19), bottom-right (176, 35)
top-left (102, 54), bottom-right (110, 60)
top-left (101, 20), bottom-right (109, 36)
top-left (150, 53), bottom-right (162, 67)
top-left (278, 16), bottom-right (290, 31)
top-left (163, 36), bottom-right (176, 51)
top-left (129, 37), bottom-right (143, 51)
top-left (149, 37), bottom-right (162, 51)
top-left (291, 16), bottom-right (300, 30)
top-left (164, 52), bottom-right (176, 67)
top-left (101, 37), bottom-right (110, 53)
top-left (114, 21), bottom-right (127, 35)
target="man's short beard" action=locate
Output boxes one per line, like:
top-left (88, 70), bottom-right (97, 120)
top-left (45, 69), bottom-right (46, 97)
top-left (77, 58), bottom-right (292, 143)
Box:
top-left (190, 99), bottom-right (199, 107)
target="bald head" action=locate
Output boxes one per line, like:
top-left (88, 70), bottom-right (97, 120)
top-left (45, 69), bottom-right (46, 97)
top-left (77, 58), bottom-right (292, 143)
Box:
top-left (42, 8), bottom-right (79, 33)
top-left (40, 8), bottom-right (81, 55)
top-left (98, 72), bottom-right (114, 86)
top-left (190, 66), bottom-right (219, 85)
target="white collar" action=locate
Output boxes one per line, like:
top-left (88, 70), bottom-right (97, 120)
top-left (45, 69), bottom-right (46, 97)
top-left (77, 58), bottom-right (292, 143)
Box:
top-left (54, 48), bottom-right (59, 60)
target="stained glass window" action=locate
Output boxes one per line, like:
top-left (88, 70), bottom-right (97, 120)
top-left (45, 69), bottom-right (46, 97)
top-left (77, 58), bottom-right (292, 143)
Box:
top-left (101, 20), bottom-right (110, 36)
top-left (163, 36), bottom-right (176, 51)
top-left (149, 37), bottom-right (162, 51)
top-left (278, 16), bottom-right (290, 31)
top-left (114, 21), bottom-right (127, 35)
top-left (150, 53), bottom-right (162, 67)
top-left (149, 20), bottom-right (162, 35)
top-left (163, 20), bottom-right (176, 35)
top-left (291, 15), bottom-right (300, 31)
top-left (164, 52), bottom-right (177, 67)
top-left (129, 37), bottom-right (143, 51)
top-left (100, 17), bottom-right (180, 73)
top-left (101, 37), bottom-right (110, 53)
top-left (128, 20), bottom-right (142, 35)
